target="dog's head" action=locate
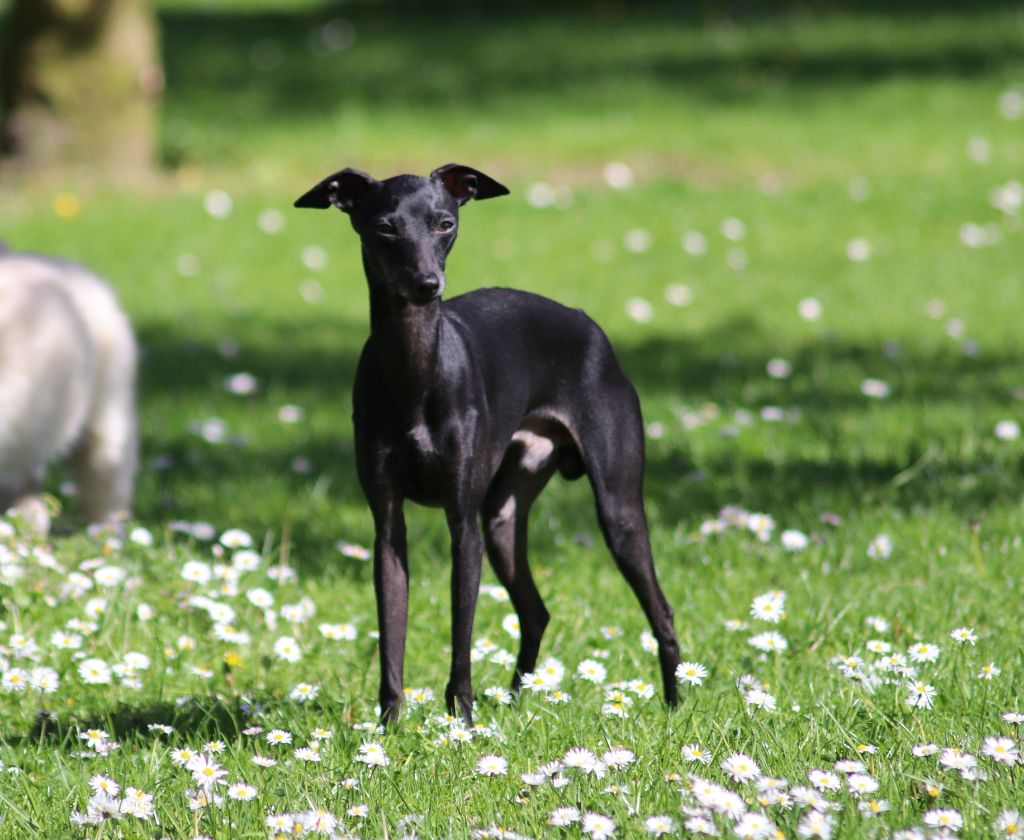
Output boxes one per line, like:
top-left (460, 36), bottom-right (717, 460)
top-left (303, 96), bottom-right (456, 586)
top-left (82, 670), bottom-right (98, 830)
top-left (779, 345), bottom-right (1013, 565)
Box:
top-left (294, 164), bottom-right (509, 304)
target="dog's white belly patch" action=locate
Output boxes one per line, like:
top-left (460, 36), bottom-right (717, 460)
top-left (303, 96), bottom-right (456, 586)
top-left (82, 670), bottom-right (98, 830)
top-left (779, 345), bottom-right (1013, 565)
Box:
top-left (511, 429), bottom-right (557, 473)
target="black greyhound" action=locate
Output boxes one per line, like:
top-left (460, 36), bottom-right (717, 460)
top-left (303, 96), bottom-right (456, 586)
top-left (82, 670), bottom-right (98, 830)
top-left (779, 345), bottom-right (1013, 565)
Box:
top-left (295, 164), bottom-right (681, 724)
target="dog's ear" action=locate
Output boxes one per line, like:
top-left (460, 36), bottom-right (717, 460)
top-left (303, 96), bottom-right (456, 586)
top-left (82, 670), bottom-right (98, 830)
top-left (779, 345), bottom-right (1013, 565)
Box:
top-left (294, 168), bottom-right (376, 212)
top-left (431, 163), bottom-right (510, 206)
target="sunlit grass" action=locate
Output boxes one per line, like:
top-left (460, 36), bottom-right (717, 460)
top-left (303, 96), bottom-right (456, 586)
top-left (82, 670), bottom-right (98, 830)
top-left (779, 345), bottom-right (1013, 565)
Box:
top-left (1, 2), bottom-right (1023, 836)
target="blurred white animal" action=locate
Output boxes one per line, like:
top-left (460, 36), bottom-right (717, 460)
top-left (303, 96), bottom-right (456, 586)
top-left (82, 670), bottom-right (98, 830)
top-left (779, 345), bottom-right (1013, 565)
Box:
top-left (0, 248), bottom-right (138, 532)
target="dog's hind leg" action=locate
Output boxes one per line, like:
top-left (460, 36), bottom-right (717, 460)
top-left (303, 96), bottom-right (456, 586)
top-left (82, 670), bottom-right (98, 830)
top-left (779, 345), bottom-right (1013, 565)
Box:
top-left (481, 433), bottom-right (561, 692)
top-left (72, 324), bottom-right (138, 525)
top-left (581, 389), bottom-right (681, 706)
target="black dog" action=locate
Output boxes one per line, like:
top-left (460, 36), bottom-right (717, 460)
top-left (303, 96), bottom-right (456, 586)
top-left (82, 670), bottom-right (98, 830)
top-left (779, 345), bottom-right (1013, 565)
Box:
top-left (295, 164), bottom-right (680, 723)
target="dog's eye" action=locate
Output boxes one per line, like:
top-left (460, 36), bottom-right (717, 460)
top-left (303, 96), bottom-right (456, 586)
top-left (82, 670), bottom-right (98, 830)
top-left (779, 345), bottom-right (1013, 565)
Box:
top-left (436, 219), bottom-right (455, 234)
top-left (375, 221), bottom-right (396, 237)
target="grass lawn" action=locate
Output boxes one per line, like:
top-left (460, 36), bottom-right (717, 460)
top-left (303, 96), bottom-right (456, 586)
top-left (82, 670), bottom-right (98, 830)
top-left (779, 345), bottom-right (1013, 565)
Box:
top-left (1, 2), bottom-right (1023, 837)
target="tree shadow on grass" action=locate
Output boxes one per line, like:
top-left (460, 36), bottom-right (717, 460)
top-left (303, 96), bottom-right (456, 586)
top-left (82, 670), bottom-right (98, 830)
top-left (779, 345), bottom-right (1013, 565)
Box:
top-left (114, 312), bottom-right (1024, 576)
top-left (14, 691), bottom-right (365, 750)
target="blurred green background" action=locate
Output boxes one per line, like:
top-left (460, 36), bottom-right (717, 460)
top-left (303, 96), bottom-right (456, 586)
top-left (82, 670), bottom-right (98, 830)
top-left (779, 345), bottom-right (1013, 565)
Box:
top-left (1, 0), bottom-right (1022, 566)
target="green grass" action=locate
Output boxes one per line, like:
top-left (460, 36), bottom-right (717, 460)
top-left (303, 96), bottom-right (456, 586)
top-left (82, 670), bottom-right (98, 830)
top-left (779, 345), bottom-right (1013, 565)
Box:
top-left (2, 2), bottom-right (1024, 837)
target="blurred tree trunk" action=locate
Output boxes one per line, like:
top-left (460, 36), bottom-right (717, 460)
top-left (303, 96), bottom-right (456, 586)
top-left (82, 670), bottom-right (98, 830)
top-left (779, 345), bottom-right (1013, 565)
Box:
top-left (1, 0), bottom-right (163, 176)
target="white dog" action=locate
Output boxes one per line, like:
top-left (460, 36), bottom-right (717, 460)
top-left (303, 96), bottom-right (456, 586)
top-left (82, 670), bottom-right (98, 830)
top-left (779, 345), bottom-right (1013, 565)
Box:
top-left (0, 248), bottom-right (138, 532)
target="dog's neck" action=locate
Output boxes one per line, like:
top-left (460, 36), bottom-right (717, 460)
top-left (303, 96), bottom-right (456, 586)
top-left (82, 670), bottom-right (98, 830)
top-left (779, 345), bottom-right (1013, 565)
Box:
top-left (364, 262), bottom-right (443, 411)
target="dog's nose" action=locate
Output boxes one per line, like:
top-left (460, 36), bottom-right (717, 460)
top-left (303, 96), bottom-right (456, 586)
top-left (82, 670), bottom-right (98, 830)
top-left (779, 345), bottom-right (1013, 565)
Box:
top-left (417, 275), bottom-right (443, 297)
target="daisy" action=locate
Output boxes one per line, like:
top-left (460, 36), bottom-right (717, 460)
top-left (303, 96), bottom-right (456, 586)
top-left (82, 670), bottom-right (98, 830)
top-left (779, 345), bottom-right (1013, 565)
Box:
top-left (750, 591), bottom-right (786, 623)
top-left (602, 747), bottom-right (635, 769)
top-left (627, 678), bottom-right (655, 698)
top-left (50, 630), bottom-right (83, 650)
top-left (781, 529), bottom-right (809, 551)
top-left (675, 661), bottom-right (708, 686)
top-left (905, 681), bottom-right (937, 709)
top-left (77, 658), bottom-right (112, 685)
top-left (721, 752), bottom-right (761, 782)
top-left (484, 686), bottom-right (513, 704)
top-left (998, 811), bottom-right (1021, 836)
top-left (1, 669), bottom-right (28, 692)
top-left (272, 636), bottom-right (302, 663)
top-left (949, 627), bottom-right (977, 645)
top-left (226, 783), bottom-right (258, 800)
top-left (867, 534), bottom-right (893, 559)
top-left (644, 815), bottom-right (675, 835)
top-left (447, 726), bottom-right (473, 744)
top-left (847, 774), bottom-right (879, 796)
top-left (924, 809), bottom-right (963, 831)
top-left (747, 513), bottom-right (775, 541)
top-left (303, 808), bottom-right (337, 833)
top-left (797, 811), bottom-right (834, 839)
top-left (564, 747), bottom-right (598, 771)
top-left (858, 799), bottom-right (890, 817)
top-left (121, 787), bottom-right (155, 820)
top-left (170, 747), bottom-right (197, 766)
top-left (979, 661), bottom-right (1001, 680)
top-left (220, 528), bottom-right (253, 549)
top-left (748, 631), bottom-right (788, 653)
top-left (939, 748), bottom-right (976, 771)
top-left (266, 729), bottom-right (292, 746)
top-left (187, 754), bottom-right (227, 788)
top-left (908, 642), bottom-right (940, 663)
top-left (266, 814), bottom-right (294, 833)
top-left (293, 747), bottom-right (321, 762)
top-left (347, 804), bottom-right (369, 818)
top-left (321, 622), bottom-right (358, 641)
top-left (476, 755), bottom-right (508, 776)
top-left (232, 550), bottom-right (261, 571)
top-left (501, 614), bottom-right (520, 639)
top-left (912, 743), bottom-right (939, 757)
top-left (251, 755), bottom-right (276, 767)
top-left (289, 683), bottom-right (319, 702)
top-left (181, 560), bottom-right (212, 584)
top-left (520, 671), bottom-right (556, 692)
top-left (1003, 711), bottom-right (1024, 724)
top-left (356, 741), bottom-right (389, 767)
top-left (808, 769), bottom-right (841, 792)
top-left (89, 775), bottom-right (119, 796)
top-left (548, 807), bottom-right (580, 826)
top-left (576, 659), bottom-right (607, 683)
top-left (982, 736), bottom-right (1019, 765)
top-left (246, 588), bottom-right (274, 608)
top-left (790, 786), bottom-right (831, 812)
top-left (582, 812), bottom-right (615, 839)
top-left (685, 815), bottom-right (718, 835)
top-left (745, 688), bottom-right (777, 711)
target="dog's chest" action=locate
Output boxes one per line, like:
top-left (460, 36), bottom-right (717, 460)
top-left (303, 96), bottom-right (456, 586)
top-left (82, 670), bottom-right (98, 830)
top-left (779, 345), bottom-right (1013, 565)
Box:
top-left (395, 421), bottom-right (445, 503)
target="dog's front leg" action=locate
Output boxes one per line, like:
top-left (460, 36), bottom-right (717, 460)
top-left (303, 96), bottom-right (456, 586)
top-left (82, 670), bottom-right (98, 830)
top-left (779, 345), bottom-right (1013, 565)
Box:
top-left (372, 498), bottom-right (409, 725)
top-left (445, 512), bottom-right (484, 723)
